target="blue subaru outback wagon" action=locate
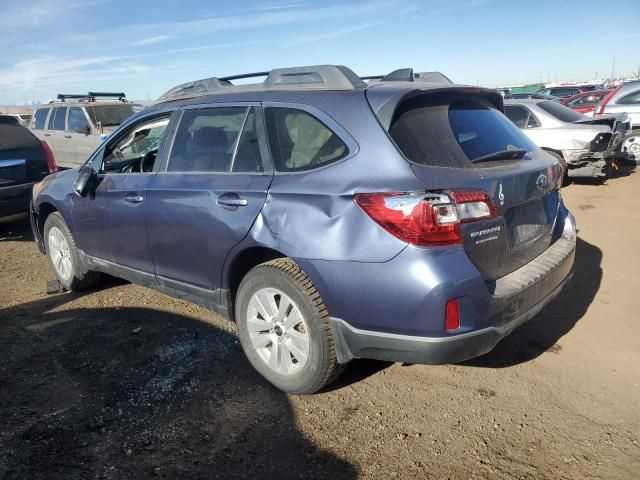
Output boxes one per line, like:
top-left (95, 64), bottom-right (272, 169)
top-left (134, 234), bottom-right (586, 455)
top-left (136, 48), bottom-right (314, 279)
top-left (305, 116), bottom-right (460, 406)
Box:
top-left (30, 66), bottom-right (576, 393)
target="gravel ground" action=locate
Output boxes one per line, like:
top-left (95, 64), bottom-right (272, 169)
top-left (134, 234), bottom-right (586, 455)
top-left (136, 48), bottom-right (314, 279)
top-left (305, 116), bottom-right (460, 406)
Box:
top-left (1, 171), bottom-right (639, 479)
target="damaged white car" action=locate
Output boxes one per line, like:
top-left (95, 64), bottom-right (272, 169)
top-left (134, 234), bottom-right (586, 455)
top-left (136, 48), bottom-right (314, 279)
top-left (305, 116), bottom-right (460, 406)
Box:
top-left (504, 99), bottom-right (630, 178)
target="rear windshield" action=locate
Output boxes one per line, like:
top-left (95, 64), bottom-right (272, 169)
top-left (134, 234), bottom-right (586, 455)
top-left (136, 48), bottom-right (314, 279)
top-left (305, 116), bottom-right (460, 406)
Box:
top-left (389, 94), bottom-right (538, 168)
top-left (0, 123), bottom-right (38, 150)
top-left (85, 104), bottom-right (135, 127)
top-left (537, 100), bottom-right (584, 123)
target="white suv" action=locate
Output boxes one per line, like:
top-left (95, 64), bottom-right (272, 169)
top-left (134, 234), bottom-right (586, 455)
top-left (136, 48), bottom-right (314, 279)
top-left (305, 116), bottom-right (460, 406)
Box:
top-left (30, 93), bottom-right (140, 168)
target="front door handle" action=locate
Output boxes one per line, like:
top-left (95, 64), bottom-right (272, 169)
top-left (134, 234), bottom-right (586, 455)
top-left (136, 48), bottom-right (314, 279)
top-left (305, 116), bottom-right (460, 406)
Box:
top-left (43, 133), bottom-right (51, 137)
top-left (124, 194), bottom-right (144, 204)
top-left (217, 193), bottom-right (248, 207)
top-left (64, 135), bottom-right (72, 138)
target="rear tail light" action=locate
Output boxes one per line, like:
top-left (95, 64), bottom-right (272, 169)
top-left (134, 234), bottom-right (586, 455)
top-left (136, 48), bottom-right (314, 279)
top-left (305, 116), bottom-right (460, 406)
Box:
top-left (594, 85), bottom-right (621, 116)
top-left (355, 189), bottom-right (497, 247)
top-left (40, 140), bottom-right (58, 173)
top-left (445, 298), bottom-right (460, 331)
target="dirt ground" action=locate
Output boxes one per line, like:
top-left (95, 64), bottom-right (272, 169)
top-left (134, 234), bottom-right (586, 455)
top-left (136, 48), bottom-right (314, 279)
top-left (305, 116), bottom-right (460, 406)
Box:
top-left (1, 172), bottom-right (639, 480)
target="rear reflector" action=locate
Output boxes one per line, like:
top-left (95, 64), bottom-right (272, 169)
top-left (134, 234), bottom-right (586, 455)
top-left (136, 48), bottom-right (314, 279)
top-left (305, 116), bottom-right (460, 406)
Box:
top-left (355, 189), bottom-right (497, 246)
top-left (40, 140), bottom-right (58, 173)
top-left (445, 298), bottom-right (460, 331)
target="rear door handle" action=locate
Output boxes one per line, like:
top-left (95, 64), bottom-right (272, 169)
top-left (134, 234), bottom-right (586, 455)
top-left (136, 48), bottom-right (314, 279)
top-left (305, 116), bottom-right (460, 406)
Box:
top-left (217, 193), bottom-right (248, 207)
top-left (43, 133), bottom-right (51, 137)
top-left (124, 194), bottom-right (144, 204)
top-left (64, 135), bottom-right (72, 138)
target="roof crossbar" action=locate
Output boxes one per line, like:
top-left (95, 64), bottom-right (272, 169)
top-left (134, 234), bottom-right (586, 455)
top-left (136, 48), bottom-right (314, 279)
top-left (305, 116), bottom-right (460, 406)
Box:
top-left (56, 92), bottom-right (128, 102)
top-left (155, 65), bottom-right (367, 104)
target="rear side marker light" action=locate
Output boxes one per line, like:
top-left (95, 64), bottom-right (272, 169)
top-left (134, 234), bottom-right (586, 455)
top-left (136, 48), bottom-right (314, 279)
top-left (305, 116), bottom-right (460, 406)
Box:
top-left (445, 298), bottom-right (460, 331)
top-left (40, 140), bottom-right (58, 173)
top-left (355, 189), bottom-right (497, 247)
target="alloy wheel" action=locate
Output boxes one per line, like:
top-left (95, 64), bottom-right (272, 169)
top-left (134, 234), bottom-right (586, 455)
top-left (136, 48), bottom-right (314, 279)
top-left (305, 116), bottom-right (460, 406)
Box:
top-left (47, 226), bottom-right (72, 281)
top-left (246, 287), bottom-right (310, 376)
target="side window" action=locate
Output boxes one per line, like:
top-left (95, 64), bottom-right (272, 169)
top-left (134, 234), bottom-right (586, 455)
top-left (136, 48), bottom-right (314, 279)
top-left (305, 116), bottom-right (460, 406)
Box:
top-left (33, 108), bottom-right (49, 130)
top-left (526, 112), bottom-right (540, 128)
top-left (503, 105), bottom-right (529, 128)
top-left (51, 107), bottom-right (67, 131)
top-left (264, 107), bottom-right (348, 172)
top-left (101, 116), bottom-right (170, 173)
top-left (618, 89), bottom-right (640, 105)
top-left (168, 106), bottom-right (262, 173)
top-left (68, 107), bottom-right (90, 133)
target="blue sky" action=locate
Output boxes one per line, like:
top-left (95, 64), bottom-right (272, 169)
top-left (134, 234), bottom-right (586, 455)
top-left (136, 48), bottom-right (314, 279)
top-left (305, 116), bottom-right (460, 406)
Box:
top-left (1, 0), bottom-right (639, 104)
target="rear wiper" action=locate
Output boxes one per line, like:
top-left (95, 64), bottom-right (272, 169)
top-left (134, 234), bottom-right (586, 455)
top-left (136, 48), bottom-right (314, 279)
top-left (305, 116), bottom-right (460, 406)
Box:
top-left (471, 149), bottom-right (527, 164)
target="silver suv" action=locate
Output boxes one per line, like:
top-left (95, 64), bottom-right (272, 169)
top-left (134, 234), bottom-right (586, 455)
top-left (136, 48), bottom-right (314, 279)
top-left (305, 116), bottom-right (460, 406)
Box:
top-left (594, 80), bottom-right (640, 162)
top-left (30, 92), bottom-right (140, 168)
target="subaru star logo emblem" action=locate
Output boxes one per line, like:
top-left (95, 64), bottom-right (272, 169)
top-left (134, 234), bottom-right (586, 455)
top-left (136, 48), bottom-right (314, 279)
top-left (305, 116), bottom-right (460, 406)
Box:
top-left (536, 174), bottom-right (549, 192)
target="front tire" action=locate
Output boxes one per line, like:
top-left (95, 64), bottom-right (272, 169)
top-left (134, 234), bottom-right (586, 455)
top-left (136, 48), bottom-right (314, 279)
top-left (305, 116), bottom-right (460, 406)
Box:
top-left (235, 258), bottom-right (342, 394)
top-left (44, 212), bottom-right (101, 291)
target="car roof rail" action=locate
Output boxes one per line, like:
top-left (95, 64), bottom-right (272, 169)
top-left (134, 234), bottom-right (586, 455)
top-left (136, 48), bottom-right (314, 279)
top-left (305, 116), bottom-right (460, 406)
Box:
top-left (362, 68), bottom-right (453, 85)
top-left (155, 65), bottom-right (367, 104)
top-left (56, 92), bottom-right (128, 103)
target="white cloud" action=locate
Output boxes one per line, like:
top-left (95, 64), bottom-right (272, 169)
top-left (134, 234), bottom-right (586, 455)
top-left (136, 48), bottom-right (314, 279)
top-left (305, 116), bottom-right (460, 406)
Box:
top-left (131, 35), bottom-right (175, 47)
top-left (284, 21), bottom-right (383, 46)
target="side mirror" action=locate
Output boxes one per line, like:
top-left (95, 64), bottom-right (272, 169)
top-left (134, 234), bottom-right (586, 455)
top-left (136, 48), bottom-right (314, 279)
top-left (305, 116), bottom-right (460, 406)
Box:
top-left (74, 165), bottom-right (97, 197)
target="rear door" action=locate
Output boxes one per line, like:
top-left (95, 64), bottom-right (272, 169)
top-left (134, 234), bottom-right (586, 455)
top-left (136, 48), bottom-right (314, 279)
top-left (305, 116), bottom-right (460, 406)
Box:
top-left (385, 92), bottom-right (563, 281)
top-left (43, 106), bottom-right (69, 167)
top-left (146, 104), bottom-right (272, 291)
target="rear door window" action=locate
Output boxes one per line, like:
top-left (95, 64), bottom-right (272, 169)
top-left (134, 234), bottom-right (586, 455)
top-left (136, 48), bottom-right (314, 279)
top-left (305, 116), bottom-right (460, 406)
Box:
top-left (618, 89), bottom-right (640, 105)
top-left (50, 107), bottom-right (67, 131)
top-left (32, 108), bottom-right (49, 129)
top-left (504, 105), bottom-right (530, 128)
top-left (168, 106), bottom-right (263, 173)
top-left (389, 94), bottom-right (538, 168)
top-left (264, 107), bottom-right (348, 172)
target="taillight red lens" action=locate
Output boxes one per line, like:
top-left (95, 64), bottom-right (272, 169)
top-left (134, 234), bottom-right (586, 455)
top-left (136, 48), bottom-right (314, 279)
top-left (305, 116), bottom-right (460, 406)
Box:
top-left (355, 189), bottom-right (496, 247)
top-left (445, 298), bottom-right (460, 331)
top-left (40, 140), bottom-right (58, 173)
top-left (594, 84), bottom-right (621, 116)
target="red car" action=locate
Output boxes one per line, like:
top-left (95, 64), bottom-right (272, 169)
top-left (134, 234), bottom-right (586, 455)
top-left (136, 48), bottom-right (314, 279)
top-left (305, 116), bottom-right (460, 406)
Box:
top-left (561, 90), bottom-right (611, 115)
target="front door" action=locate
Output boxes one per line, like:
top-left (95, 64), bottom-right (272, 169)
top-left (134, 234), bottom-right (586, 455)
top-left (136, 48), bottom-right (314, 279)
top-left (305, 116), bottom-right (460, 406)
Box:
top-left (146, 105), bottom-right (272, 291)
top-left (72, 113), bottom-right (173, 273)
top-left (66, 106), bottom-right (99, 167)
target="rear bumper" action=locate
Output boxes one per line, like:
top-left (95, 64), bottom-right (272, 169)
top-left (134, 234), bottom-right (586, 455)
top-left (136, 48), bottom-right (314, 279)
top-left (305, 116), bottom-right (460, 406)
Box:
top-left (0, 182), bottom-right (34, 218)
top-left (331, 263), bottom-right (573, 364)
top-left (320, 213), bottom-right (576, 365)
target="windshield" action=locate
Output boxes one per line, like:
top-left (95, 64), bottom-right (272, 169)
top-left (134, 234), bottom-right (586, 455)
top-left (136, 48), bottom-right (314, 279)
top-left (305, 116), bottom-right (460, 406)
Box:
top-left (389, 94), bottom-right (538, 168)
top-left (537, 100), bottom-right (585, 123)
top-left (86, 104), bottom-right (136, 127)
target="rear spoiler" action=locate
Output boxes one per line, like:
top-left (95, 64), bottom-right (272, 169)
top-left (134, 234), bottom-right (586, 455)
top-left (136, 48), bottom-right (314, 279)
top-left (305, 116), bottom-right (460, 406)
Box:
top-left (362, 68), bottom-right (453, 85)
top-left (367, 85), bottom-right (504, 131)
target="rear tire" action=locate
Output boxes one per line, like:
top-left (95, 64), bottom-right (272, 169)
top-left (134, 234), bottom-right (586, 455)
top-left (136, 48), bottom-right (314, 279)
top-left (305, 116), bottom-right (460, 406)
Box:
top-left (235, 258), bottom-right (342, 394)
top-left (44, 212), bottom-right (101, 291)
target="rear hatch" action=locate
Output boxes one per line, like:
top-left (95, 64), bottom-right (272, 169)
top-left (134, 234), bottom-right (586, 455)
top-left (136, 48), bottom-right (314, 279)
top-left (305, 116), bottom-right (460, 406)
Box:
top-left (0, 121), bottom-right (47, 188)
top-left (373, 88), bottom-right (563, 282)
